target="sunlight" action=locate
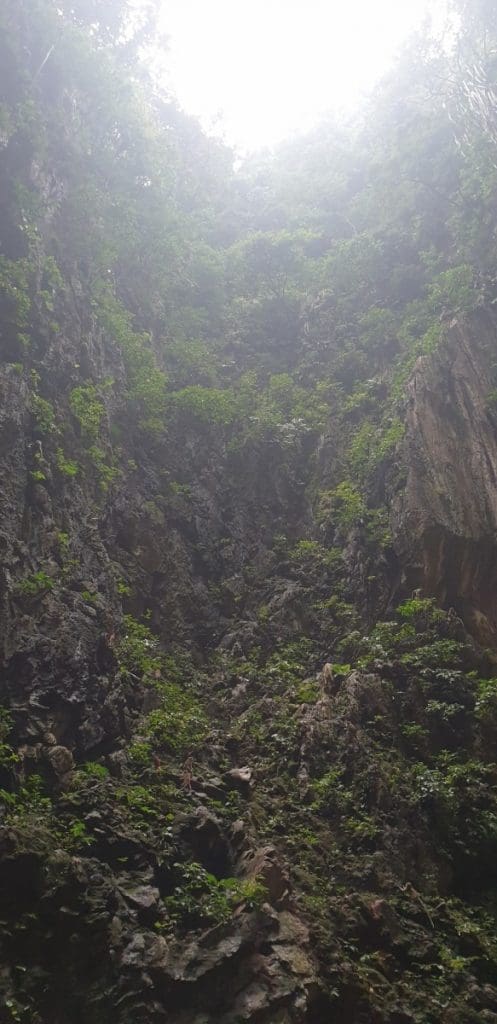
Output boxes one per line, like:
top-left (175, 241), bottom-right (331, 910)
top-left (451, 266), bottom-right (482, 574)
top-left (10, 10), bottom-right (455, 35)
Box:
top-left (157, 0), bottom-right (449, 151)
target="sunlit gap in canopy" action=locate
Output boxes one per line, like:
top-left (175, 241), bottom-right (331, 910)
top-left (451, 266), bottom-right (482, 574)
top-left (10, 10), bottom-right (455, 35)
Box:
top-left (154, 0), bottom-right (451, 153)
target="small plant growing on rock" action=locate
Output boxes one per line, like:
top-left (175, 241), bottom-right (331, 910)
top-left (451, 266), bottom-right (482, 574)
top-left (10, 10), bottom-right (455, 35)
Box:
top-left (145, 688), bottom-right (207, 756)
top-left (163, 860), bottom-right (266, 930)
top-left (16, 571), bottom-right (54, 596)
top-left (79, 761), bottom-right (109, 779)
top-left (0, 708), bottom-right (18, 769)
top-left (69, 383), bottom-right (105, 439)
top-left (116, 615), bottom-right (162, 679)
top-left (56, 449), bottom-right (79, 477)
top-left (128, 741), bottom-right (153, 765)
top-left (88, 444), bottom-right (120, 491)
top-left (397, 597), bottom-right (445, 625)
top-left (31, 393), bottom-right (55, 434)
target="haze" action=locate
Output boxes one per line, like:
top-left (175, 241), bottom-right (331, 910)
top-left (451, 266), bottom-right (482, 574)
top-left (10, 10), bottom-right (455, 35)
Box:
top-left (158, 0), bottom-right (449, 151)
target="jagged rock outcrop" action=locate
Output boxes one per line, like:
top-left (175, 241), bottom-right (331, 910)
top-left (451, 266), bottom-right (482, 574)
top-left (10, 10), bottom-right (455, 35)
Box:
top-left (393, 308), bottom-right (497, 641)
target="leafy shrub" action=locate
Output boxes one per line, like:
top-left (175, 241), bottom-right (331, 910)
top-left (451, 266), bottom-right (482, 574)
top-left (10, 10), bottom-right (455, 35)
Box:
top-left (2, 774), bottom-right (93, 854)
top-left (397, 597), bottom-right (445, 625)
top-left (79, 761), bottom-right (109, 779)
top-left (0, 708), bottom-right (18, 769)
top-left (31, 393), bottom-right (55, 433)
top-left (170, 385), bottom-right (239, 426)
top-left (69, 383), bottom-right (105, 439)
top-left (94, 284), bottom-right (168, 432)
top-left (56, 448), bottom-right (79, 477)
top-left (118, 784), bottom-right (157, 819)
top-left (16, 571), bottom-right (54, 596)
top-left (0, 255), bottom-right (31, 340)
top-left (163, 860), bottom-right (266, 930)
top-left (475, 678), bottom-right (497, 720)
top-left (288, 539), bottom-right (339, 568)
top-left (116, 615), bottom-right (162, 679)
top-left (145, 685), bottom-right (207, 755)
top-left (400, 639), bottom-right (466, 670)
top-left (318, 481), bottom-right (366, 531)
top-left (88, 444), bottom-right (119, 490)
top-left (128, 741), bottom-right (152, 765)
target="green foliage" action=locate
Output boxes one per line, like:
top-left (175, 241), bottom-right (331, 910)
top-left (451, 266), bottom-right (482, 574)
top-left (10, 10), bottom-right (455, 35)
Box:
top-left (145, 687), bottom-right (207, 756)
top-left (401, 722), bottom-right (429, 744)
top-left (163, 860), bottom-right (266, 930)
top-left (1, 775), bottom-right (92, 854)
top-left (95, 285), bottom-right (169, 432)
top-left (0, 256), bottom-right (31, 340)
top-left (67, 819), bottom-right (93, 846)
top-left (397, 597), bottom-right (445, 624)
top-left (0, 708), bottom-right (18, 769)
top-left (165, 338), bottom-right (218, 387)
top-left (319, 481), bottom-right (366, 531)
top-left (16, 571), bottom-right (54, 596)
top-left (128, 740), bottom-right (152, 765)
top-left (475, 677), bottom-right (497, 719)
top-left (56, 448), bottom-right (79, 477)
top-left (250, 373), bottom-right (330, 434)
top-left (264, 639), bottom-right (318, 687)
top-left (348, 417), bottom-right (404, 479)
top-left (289, 538), bottom-right (340, 569)
top-left (31, 394), bottom-right (55, 434)
top-left (116, 617), bottom-right (206, 754)
top-left (257, 603), bottom-right (270, 623)
top-left (69, 384), bottom-right (105, 440)
top-left (400, 638), bottom-right (466, 670)
top-left (311, 767), bottom-right (346, 810)
top-left (4, 3), bottom-right (497, 1017)
top-left (118, 784), bottom-right (157, 819)
top-left (116, 615), bottom-right (162, 679)
top-left (288, 539), bottom-right (318, 559)
top-left (330, 662), bottom-right (352, 676)
top-left (427, 264), bottom-right (476, 313)
top-left (79, 761), bottom-right (109, 779)
top-left (170, 385), bottom-right (239, 426)
top-left (425, 699), bottom-right (466, 720)
top-left (294, 678), bottom-right (320, 703)
top-left (88, 444), bottom-right (119, 490)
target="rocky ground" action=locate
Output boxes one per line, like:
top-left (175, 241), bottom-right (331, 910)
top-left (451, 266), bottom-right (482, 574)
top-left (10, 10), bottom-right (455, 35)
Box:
top-left (3, 310), bottom-right (497, 1023)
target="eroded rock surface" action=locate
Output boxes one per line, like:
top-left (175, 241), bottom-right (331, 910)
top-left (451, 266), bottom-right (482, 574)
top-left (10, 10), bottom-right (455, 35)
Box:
top-left (394, 309), bottom-right (497, 641)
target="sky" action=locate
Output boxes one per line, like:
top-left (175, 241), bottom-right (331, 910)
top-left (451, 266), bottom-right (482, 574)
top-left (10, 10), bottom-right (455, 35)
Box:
top-left (156, 0), bottom-right (450, 153)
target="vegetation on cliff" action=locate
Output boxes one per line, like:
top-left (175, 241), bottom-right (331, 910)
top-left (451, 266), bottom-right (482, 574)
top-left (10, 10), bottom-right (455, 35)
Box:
top-left (2, 1), bottom-right (497, 1021)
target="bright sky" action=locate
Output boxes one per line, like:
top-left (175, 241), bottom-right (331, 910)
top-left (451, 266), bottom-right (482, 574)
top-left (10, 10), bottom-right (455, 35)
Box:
top-left (156, 0), bottom-right (450, 152)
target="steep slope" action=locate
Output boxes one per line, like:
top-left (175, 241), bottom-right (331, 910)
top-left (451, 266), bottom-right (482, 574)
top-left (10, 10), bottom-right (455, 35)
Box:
top-left (394, 309), bottom-right (497, 643)
top-left (3, 2), bottom-right (497, 1023)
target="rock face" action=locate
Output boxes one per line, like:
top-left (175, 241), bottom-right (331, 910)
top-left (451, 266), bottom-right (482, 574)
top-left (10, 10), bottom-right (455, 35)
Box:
top-left (3, 304), bottom-right (497, 1022)
top-left (4, 6), bottom-right (497, 1020)
top-left (393, 309), bottom-right (497, 641)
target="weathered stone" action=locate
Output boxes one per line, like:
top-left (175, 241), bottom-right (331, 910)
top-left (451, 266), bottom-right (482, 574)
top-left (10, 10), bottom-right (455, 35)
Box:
top-left (225, 766), bottom-right (253, 790)
top-left (239, 846), bottom-right (290, 904)
top-left (393, 310), bottom-right (497, 642)
top-left (120, 884), bottom-right (160, 912)
top-left (45, 744), bottom-right (74, 777)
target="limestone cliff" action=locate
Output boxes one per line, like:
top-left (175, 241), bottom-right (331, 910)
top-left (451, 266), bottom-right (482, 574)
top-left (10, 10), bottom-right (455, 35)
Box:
top-left (394, 309), bottom-right (497, 643)
top-left (3, 2), bottom-right (497, 1021)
